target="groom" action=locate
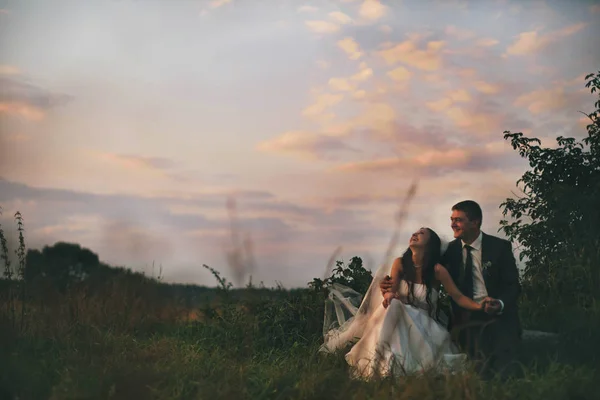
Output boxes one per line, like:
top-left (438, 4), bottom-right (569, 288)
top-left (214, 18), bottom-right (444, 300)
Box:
top-left (380, 200), bottom-right (522, 378)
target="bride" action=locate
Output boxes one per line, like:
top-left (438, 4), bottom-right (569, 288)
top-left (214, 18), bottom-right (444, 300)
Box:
top-left (320, 227), bottom-right (487, 379)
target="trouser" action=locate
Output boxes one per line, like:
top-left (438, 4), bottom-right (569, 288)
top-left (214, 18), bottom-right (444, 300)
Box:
top-left (453, 311), bottom-right (520, 379)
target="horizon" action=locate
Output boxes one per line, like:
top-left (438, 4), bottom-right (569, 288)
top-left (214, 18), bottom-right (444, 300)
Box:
top-left (1, 0), bottom-right (598, 288)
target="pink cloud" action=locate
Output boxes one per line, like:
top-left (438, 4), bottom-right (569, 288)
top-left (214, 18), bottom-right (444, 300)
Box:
top-left (505, 22), bottom-right (588, 56)
top-left (332, 142), bottom-right (514, 176)
top-left (378, 39), bottom-right (445, 71)
top-left (256, 131), bottom-right (358, 160)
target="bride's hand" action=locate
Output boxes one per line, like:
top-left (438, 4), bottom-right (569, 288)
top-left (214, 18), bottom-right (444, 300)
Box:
top-left (382, 292), bottom-right (396, 308)
top-left (379, 275), bottom-right (393, 295)
top-left (480, 297), bottom-right (493, 310)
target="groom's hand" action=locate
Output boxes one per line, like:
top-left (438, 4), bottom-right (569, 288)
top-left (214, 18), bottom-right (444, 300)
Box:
top-left (482, 297), bottom-right (502, 315)
top-left (379, 275), bottom-right (393, 295)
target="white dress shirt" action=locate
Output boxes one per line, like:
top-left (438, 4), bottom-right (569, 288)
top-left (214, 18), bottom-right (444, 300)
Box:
top-left (461, 231), bottom-right (504, 313)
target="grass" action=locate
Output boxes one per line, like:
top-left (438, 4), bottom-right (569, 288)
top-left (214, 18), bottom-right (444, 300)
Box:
top-left (1, 207), bottom-right (599, 399)
top-left (2, 274), bottom-right (599, 400)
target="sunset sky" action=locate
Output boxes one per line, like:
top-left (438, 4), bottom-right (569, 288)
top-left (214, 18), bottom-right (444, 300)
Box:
top-left (1, 0), bottom-right (599, 288)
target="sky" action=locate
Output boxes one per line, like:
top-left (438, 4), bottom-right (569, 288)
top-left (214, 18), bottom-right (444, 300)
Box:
top-left (0, 0), bottom-right (599, 288)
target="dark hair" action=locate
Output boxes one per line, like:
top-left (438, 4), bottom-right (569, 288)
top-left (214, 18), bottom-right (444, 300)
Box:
top-left (452, 200), bottom-right (483, 227)
top-left (400, 228), bottom-right (442, 321)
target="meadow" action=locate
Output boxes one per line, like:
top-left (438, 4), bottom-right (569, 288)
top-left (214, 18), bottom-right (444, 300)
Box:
top-left (0, 232), bottom-right (599, 400)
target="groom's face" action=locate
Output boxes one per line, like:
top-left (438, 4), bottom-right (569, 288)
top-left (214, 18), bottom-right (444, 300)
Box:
top-left (450, 210), bottom-right (478, 240)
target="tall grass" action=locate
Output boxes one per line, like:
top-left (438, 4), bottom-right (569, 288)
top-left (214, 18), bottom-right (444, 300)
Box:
top-left (1, 208), bottom-right (599, 399)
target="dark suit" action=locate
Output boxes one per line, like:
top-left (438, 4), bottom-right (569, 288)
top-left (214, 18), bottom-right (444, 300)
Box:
top-left (441, 232), bottom-right (522, 378)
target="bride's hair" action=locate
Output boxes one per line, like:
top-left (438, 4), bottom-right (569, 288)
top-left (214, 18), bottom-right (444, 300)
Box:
top-left (400, 227), bottom-right (442, 321)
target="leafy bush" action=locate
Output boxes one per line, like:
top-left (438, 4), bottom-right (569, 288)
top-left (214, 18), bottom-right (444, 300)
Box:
top-left (308, 256), bottom-right (373, 296)
top-left (500, 72), bottom-right (600, 321)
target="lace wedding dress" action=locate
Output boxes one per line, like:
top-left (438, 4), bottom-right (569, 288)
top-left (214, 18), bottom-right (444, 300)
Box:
top-left (321, 280), bottom-right (467, 379)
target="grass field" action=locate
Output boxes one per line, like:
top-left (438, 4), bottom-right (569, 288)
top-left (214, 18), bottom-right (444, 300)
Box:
top-left (1, 268), bottom-right (599, 400)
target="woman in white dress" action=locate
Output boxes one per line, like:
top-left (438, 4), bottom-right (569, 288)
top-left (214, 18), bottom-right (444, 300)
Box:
top-left (320, 227), bottom-right (488, 379)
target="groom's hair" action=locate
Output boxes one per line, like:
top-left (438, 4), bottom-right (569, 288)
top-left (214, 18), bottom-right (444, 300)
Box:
top-left (452, 200), bottom-right (483, 227)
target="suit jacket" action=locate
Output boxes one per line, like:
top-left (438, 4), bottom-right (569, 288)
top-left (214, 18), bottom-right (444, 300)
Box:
top-left (441, 232), bottom-right (522, 347)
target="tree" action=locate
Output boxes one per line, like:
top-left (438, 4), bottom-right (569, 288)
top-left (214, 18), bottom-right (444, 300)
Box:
top-left (499, 71), bottom-right (600, 309)
top-left (25, 242), bottom-right (101, 290)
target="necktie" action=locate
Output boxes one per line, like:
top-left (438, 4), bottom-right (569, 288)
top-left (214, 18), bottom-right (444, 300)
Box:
top-left (463, 245), bottom-right (474, 299)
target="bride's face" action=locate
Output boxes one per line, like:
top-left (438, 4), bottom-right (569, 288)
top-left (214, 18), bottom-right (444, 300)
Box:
top-left (409, 227), bottom-right (430, 248)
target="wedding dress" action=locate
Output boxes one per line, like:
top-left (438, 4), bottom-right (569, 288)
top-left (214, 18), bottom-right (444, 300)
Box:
top-left (320, 279), bottom-right (468, 379)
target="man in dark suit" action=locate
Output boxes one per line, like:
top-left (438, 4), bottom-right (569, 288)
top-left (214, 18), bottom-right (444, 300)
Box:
top-left (443, 200), bottom-right (522, 379)
top-left (380, 200), bottom-right (521, 378)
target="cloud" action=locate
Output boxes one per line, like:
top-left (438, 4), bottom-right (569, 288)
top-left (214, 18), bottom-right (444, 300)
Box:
top-left (209, 0), bottom-right (231, 9)
top-left (328, 77), bottom-right (355, 92)
top-left (316, 60), bottom-right (331, 70)
top-left (349, 102), bottom-right (396, 134)
top-left (315, 192), bottom-right (400, 208)
top-left (457, 68), bottom-right (477, 78)
top-left (0, 178), bottom-right (294, 245)
top-left (444, 25), bottom-right (476, 40)
top-left (0, 65), bottom-right (20, 75)
top-left (337, 37), bottom-right (363, 60)
top-left (386, 66), bottom-right (413, 82)
top-left (1, 133), bottom-right (30, 143)
top-left (260, 100), bottom-right (463, 165)
top-left (425, 88), bottom-right (471, 112)
top-left (440, 93), bottom-right (533, 139)
top-left (321, 67), bottom-right (374, 99)
top-left (256, 131), bottom-right (358, 160)
top-left (472, 80), bottom-right (502, 94)
top-left (302, 92), bottom-right (344, 119)
top-left (351, 62), bottom-right (373, 82)
top-left (475, 38), bottom-right (499, 47)
top-left (426, 98), bottom-right (453, 112)
top-left (445, 106), bottom-right (503, 136)
top-left (0, 178), bottom-right (395, 286)
top-left (100, 153), bottom-right (178, 172)
top-left (422, 73), bottom-right (447, 85)
top-left (199, 0), bottom-right (232, 16)
top-left (0, 75), bottom-right (72, 121)
top-left (92, 153), bottom-right (210, 183)
top-left (378, 39), bottom-right (445, 71)
top-left (0, 103), bottom-right (45, 121)
top-left (305, 20), bottom-right (340, 34)
top-left (447, 89), bottom-right (471, 103)
top-left (352, 90), bottom-right (366, 100)
top-left (358, 0), bottom-right (387, 22)
top-left (100, 219), bottom-right (175, 265)
top-left (298, 5), bottom-right (318, 13)
top-left (514, 83), bottom-right (586, 115)
top-left (332, 142), bottom-right (515, 176)
top-left (329, 11), bottom-right (353, 25)
top-left (379, 25), bottom-right (392, 34)
top-left (339, 118), bottom-right (454, 157)
top-left (505, 22), bottom-right (588, 56)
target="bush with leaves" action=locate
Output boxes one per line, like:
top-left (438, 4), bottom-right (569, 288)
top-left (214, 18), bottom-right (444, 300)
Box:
top-left (308, 256), bottom-right (373, 296)
top-left (500, 71), bottom-right (600, 320)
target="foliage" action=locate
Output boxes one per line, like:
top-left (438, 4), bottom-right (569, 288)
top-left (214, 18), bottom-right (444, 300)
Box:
top-left (25, 242), bottom-right (101, 290)
top-left (202, 263), bottom-right (233, 292)
top-left (500, 71), bottom-right (600, 313)
top-left (308, 256), bottom-right (373, 296)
